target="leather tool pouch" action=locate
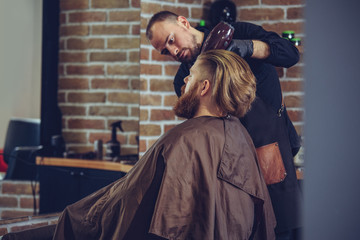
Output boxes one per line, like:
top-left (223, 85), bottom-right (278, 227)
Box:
top-left (256, 142), bottom-right (287, 185)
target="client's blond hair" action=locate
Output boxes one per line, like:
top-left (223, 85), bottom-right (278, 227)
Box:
top-left (197, 49), bottom-right (256, 118)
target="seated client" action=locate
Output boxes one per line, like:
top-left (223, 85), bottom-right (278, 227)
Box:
top-left (53, 49), bottom-right (276, 240)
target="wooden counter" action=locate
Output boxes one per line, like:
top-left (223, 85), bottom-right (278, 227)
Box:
top-left (36, 157), bottom-right (133, 173)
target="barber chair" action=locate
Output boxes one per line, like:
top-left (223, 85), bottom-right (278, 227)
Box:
top-left (2, 118), bottom-right (42, 180)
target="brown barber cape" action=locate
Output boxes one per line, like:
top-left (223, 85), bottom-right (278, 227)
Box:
top-left (53, 116), bottom-right (276, 240)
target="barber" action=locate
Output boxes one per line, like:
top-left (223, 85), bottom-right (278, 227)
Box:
top-left (146, 10), bottom-right (302, 240)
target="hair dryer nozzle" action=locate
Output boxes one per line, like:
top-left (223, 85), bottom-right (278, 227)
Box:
top-left (201, 21), bottom-right (234, 53)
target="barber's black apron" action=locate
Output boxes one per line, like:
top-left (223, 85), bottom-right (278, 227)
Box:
top-left (240, 97), bottom-right (302, 233)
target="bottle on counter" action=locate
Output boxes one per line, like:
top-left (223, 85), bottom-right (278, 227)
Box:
top-left (105, 121), bottom-right (123, 161)
top-left (282, 30), bottom-right (295, 40)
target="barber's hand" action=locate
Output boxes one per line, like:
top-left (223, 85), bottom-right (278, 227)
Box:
top-left (227, 39), bottom-right (254, 58)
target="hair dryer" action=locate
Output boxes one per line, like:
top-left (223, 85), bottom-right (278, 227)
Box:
top-left (201, 21), bottom-right (234, 53)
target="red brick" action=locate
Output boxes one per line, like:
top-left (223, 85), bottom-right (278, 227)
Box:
top-left (232, 0), bottom-right (259, 6)
top-left (91, 78), bottom-right (129, 89)
top-left (109, 10), bottom-right (141, 21)
top-left (60, 25), bottom-right (89, 36)
top-left (121, 120), bottom-right (139, 132)
top-left (59, 52), bottom-right (87, 63)
top-left (90, 52), bottom-right (127, 62)
top-left (286, 65), bottom-right (303, 78)
top-left (287, 7), bottom-right (304, 19)
top-left (150, 109), bottom-right (175, 121)
top-left (129, 134), bottom-right (139, 145)
top-left (141, 3), bottom-right (163, 15)
top-left (1, 210), bottom-right (34, 219)
top-left (58, 64), bottom-right (65, 76)
top-left (276, 67), bottom-right (284, 78)
top-left (59, 78), bottom-right (89, 89)
top-left (191, 7), bottom-right (206, 20)
top-left (164, 95), bottom-right (178, 107)
top-left (140, 124), bottom-right (161, 136)
top-left (280, 80), bottom-right (303, 92)
top-left (67, 92), bottom-right (106, 103)
top-left (66, 65), bottom-right (105, 75)
top-left (108, 92), bottom-right (139, 104)
top-left (131, 106), bottom-right (140, 117)
top-left (240, 8), bottom-right (284, 21)
top-left (59, 39), bottom-right (65, 50)
top-left (141, 48), bottom-right (149, 60)
top-left (284, 95), bottom-right (303, 108)
top-left (58, 93), bottom-right (65, 104)
top-left (92, 0), bottom-right (129, 8)
top-left (92, 25), bottom-right (130, 35)
top-left (0, 228), bottom-right (8, 236)
top-left (20, 197), bottom-right (38, 209)
top-left (140, 94), bottom-right (162, 106)
top-left (140, 78), bottom-right (148, 91)
top-left (165, 65), bottom-right (180, 76)
top-left (60, 0), bottom-right (89, 10)
top-left (89, 106), bottom-right (128, 116)
top-left (108, 38), bottom-right (140, 49)
top-left (0, 196), bottom-right (17, 207)
top-left (162, 6), bottom-right (189, 18)
top-left (132, 24), bottom-right (140, 35)
top-left (68, 119), bottom-right (105, 129)
top-left (150, 79), bottom-right (174, 92)
top-left (140, 32), bottom-right (149, 45)
top-left (60, 13), bottom-right (66, 24)
top-left (140, 109), bottom-right (149, 121)
top-left (60, 106), bottom-right (86, 116)
top-left (287, 110), bottom-right (304, 122)
top-left (262, 0), bottom-right (303, 5)
top-left (131, 0), bottom-right (140, 8)
top-left (2, 182), bottom-right (37, 195)
top-left (140, 64), bottom-right (162, 75)
top-left (131, 78), bottom-right (140, 90)
top-left (139, 139), bottom-right (147, 152)
top-left (63, 131), bottom-right (88, 143)
top-left (107, 65), bottom-right (140, 76)
top-left (69, 12), bottom-right (106, 22)
top-left (262, 22), bottom-right (304, 36)
top-left (67, 38), bottom-right (104, 50)
top-left (151, 50), bottom-right (174, 62)
top-left (129, 51), bottom-right (140, 63)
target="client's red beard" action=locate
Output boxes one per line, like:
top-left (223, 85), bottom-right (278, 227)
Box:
top-left (173, 82), bottom-right (200, 119)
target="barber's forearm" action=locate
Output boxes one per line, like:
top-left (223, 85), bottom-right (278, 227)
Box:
top-left (251, 40), bottom-right (270, 59)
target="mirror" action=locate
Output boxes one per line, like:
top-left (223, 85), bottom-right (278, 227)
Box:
top-left (0, 0), bottom-right (141, 220)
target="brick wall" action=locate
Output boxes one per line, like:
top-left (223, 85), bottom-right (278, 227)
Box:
top-left (139, 0), bottom-right (305, 156)
top-left (0, 181), bottom-right (39, 220)
top-left (58, 0), bottom-right (141, 156)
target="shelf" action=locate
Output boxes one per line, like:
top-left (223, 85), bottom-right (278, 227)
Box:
top-left (36, 157), bottom-right (133, 173)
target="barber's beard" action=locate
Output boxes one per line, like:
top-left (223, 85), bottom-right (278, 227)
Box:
top-left (173, 83), bottom-right (200, 119)
top-left (181, 35), bottom-right (201, 64)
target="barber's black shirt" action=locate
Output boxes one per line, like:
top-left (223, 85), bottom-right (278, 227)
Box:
top-left (174, 21), bottom-right (300, 113)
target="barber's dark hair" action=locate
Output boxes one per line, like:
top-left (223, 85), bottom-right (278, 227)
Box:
top-left (146, 11), bottom-right (179, 40)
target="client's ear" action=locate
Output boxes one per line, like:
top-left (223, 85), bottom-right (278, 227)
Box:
top-left (200, 80), bottom-right (211, 96)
